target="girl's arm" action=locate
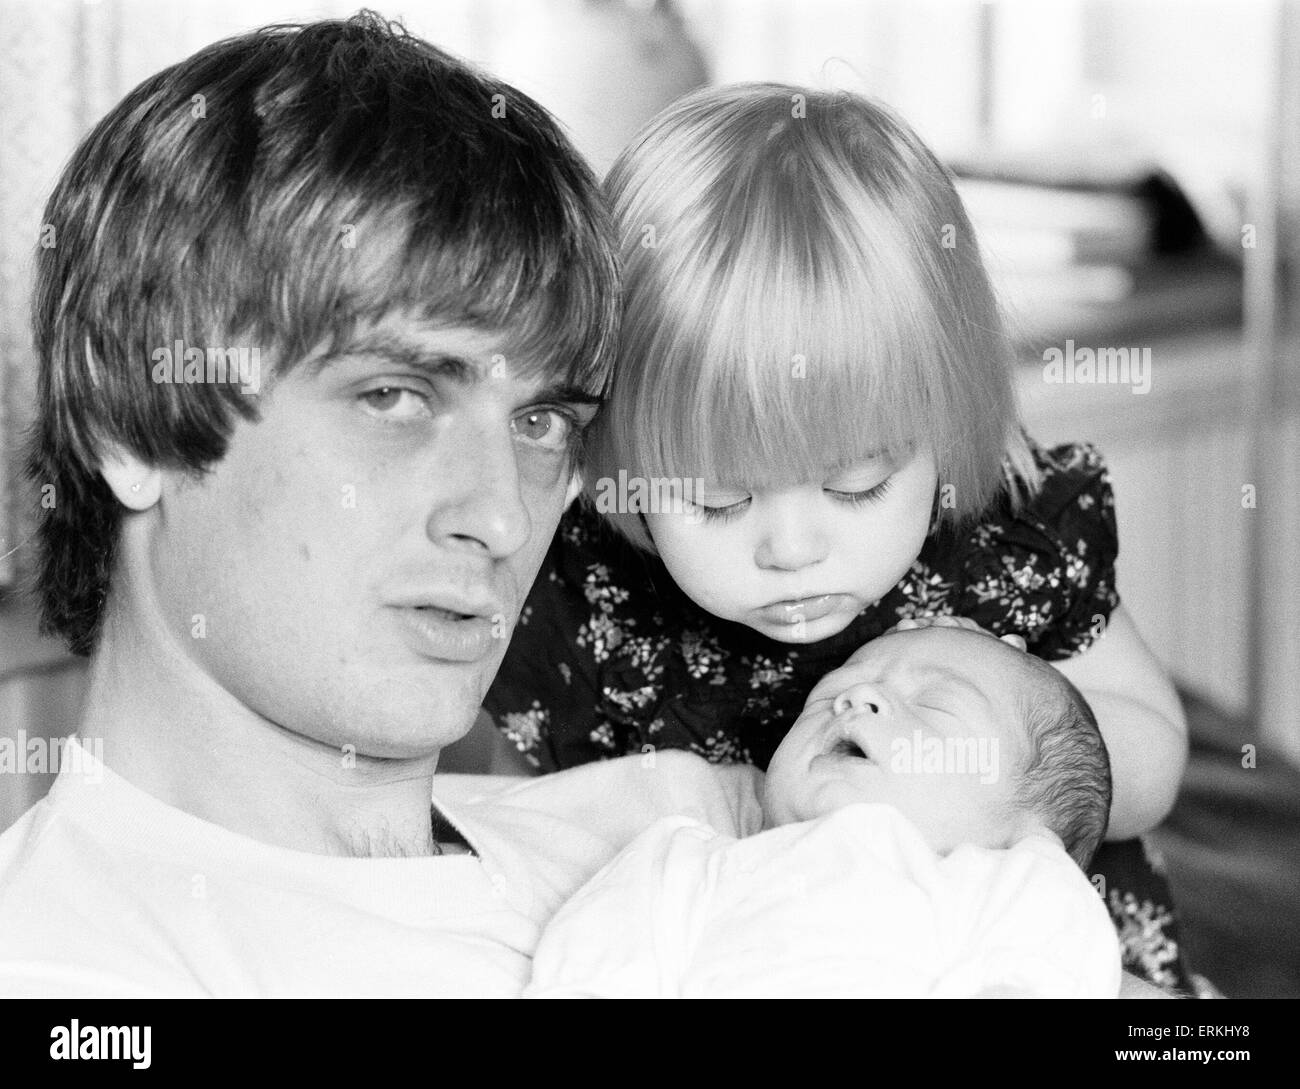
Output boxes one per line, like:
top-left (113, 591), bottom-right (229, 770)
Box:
top-left (1049, 606), bottom-right (1188, 841)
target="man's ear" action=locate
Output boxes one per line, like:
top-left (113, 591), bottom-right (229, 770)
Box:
top-left (99, 444), bottom-right (162, 511)
top-left (563, 470), bottom-right (584, 510)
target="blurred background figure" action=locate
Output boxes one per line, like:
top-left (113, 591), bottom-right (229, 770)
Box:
top-left (0, 0), bottom-right (1296, 995)
top-left (492, 0), bottom-right (709, 178)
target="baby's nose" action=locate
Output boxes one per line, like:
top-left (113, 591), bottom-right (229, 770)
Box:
top-left (833, 683), bottom-right (883, 717)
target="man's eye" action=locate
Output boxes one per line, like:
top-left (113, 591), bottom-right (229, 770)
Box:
top-left (360, 386), bottom-right (429, 420)
top-left (512, 408), bottom-right (574, 450)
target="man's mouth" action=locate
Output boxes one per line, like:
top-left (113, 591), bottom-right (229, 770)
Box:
top-left (392, 607), bottom-right (497, 663)
top-left (389, 588), bottom-right (505, 620)
top-left (414, 605), bottom-right (477, 622)
top-left (388, 592), bottom-right (506, 663)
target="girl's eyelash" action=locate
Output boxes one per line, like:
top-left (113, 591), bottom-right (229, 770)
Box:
top-left (690, 477), bottom-right (895, 522)
top-left (827, 477), bottom-right (894, 507)
top-left (692, 497), bottom-right (750, 523)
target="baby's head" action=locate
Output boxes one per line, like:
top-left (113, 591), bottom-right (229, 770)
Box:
top-left (764, 626), bottom-right (1111, 869)
top-left (582, 83), bottom-right (1043, 644)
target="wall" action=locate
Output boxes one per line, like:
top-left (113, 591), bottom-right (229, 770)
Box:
top-left (0, 596), bottom-right (87, 829)
top-left (1019, 327), bottom-right (1300, 765)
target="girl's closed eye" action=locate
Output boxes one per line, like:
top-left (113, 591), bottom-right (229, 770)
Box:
top-left (825, 477), bottom-right (894, 508)
top-left (685, 476), bottom-right (897, 524)
top-left (684, 489), bottom-right (752, 523)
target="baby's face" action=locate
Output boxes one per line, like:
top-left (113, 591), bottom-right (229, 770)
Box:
top-left (764, 626), bottom-right (1043, 853)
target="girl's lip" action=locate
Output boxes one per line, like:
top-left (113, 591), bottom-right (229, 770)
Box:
top-left (754, 594), bottom-right (843, 626)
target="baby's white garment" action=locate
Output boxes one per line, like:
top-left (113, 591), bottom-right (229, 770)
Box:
top-left (527, 803), bottom-right (1121, 998)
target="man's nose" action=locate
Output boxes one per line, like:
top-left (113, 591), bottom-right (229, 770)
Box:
top-left (753, 498), bottom-right (830, 572)
top-left (424, 418), bottom-right (531, 559)
top-left (833, 682), bottom-right (889, 718)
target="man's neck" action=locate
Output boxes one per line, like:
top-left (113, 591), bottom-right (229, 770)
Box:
top-left (79, 602), bottom-right (444, 859)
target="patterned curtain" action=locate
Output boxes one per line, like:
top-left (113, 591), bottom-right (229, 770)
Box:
top-left (0, 0), bottom-right (367, 585)
top-left (0, 0), bottom-right (86, 586)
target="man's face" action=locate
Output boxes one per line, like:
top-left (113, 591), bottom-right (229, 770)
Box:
top-left (149, 314), bottom-right (595, 759)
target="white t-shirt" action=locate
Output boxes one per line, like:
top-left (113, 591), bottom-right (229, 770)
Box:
top-left (0, 739), bottom-right (761, 997)
top-left (527, 803), bottom-right (1122, 998)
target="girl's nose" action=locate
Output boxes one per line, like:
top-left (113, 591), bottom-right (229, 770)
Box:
top-left (833, 683), bottom-right (887, 717)
top-left (753, 499), bottom-right (830, 572)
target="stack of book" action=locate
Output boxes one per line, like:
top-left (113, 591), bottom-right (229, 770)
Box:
top-left (951, 157), bottom-right (1240, 347)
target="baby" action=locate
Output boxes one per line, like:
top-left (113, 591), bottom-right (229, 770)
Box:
top-left (525, 624), bottom-right (1122, 998)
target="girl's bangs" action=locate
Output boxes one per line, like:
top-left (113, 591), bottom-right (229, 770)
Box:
top-left (636, 214), bottom-right (956, 489)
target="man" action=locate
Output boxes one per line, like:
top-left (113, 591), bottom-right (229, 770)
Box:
top-left (0, 13), bottom-right (757, 997)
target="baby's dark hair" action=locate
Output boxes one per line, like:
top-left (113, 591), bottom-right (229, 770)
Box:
top-left (1012, 664), bottom-right (1112, 871)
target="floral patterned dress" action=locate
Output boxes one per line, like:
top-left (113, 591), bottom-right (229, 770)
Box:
top-left (484, 439), bottom-right (1190, 990)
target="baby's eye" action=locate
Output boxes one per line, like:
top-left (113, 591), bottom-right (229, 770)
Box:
top-left (511, 408), bottom-right (576, 452)
top-left (915, 693), bottom-right (962, 722)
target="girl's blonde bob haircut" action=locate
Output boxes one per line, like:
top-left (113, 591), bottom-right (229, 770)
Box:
top-left (584, 83), bottom-right (1040, 551)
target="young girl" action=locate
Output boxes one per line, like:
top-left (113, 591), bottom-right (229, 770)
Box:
top-left (482, 84), bottom-right (1190, 989)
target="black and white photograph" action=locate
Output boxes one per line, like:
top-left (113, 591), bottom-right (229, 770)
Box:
top-left (0, 0), bottom-right (1295, 1054)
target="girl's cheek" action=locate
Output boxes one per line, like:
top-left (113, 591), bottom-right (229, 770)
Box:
top-left (647, 517), bottom-right (712, 576)
top-left (653, 523), bottom-right (754, 612)
top-left (689, 528), bottom-right (745, 582)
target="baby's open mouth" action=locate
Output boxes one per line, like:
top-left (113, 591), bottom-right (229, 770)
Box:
top-left (829, 737), bottom-right (871, 761)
